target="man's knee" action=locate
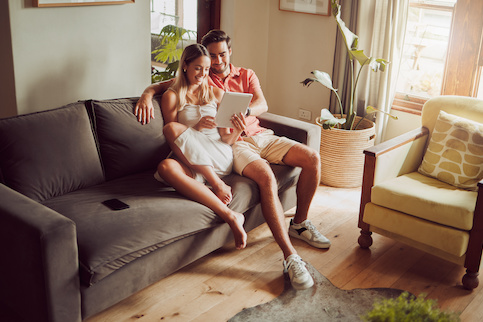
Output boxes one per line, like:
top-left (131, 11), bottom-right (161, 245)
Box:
top-left (243, 161), bottom-right (277, 187)
top-left (285, 144), bottom-right (320, 170)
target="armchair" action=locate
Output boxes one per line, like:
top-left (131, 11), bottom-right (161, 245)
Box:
top-left (358, 95), bottom-right (483, 290)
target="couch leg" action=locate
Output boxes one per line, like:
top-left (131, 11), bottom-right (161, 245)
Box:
top-left (462, 270), bottom-right (479, 290)
top-left (358, 230), bottom-right (373, 249)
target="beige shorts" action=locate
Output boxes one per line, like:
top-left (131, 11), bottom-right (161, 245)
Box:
top-left (232, 130), bottom-right (297, 175)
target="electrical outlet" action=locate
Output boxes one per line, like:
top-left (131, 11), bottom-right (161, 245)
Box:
top-left (298, 109), bottom-right (312, 120)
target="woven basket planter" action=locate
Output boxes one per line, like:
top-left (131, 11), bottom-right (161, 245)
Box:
top-left (317, 116), bottom-right (375, 188)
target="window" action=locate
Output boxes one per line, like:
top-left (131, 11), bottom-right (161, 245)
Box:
top-left (392, 0), bottom-right (483, 114)
top-left (150, 0), bottom-right (220, 82)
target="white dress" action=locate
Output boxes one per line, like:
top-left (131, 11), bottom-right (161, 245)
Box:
top-left (173, 100), bottom-right (233, 177)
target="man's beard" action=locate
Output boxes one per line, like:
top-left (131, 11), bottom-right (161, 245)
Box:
top-left (212, 63), bottom-right (229, 75)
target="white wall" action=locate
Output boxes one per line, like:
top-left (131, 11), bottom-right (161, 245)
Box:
top-left (384, 109), bottom-right (422, 140)
top-left (221, 0), bottom-right (337, 122)
top-left (4, 0), bottom-right (151, 116)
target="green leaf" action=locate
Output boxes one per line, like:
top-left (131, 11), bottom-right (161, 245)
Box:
top-left (301, 70), bottom-right (338, 93)
top-left (370, 58), bottom-right (389, 72)
top-left (350, 50), bottom-right (371, 67)
top-left (316, 109), bottom-right (346, 129)
top-left (332, 1), bottom-right (359, 53)
top-left (366, 105), bottom-right (398, 120)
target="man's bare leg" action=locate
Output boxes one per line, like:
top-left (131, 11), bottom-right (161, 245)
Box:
top-left (158, 159), bottom-right (246, 249)
top-left (242, 159), bottom-right (297, 259)
top-left (282, 144), bottom-right (321, 224)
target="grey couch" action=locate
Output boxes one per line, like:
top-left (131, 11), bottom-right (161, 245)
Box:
top-left (0, 95), bottom-right (321, 322)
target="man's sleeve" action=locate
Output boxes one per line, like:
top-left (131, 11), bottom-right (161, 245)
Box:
top-left (247, 69), bottom-right (262, 93)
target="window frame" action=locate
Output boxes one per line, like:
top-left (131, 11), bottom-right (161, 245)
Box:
top-left (392, 0), bottom-right (483, 115)
top-left (197, 0), bottom-right (221, 43)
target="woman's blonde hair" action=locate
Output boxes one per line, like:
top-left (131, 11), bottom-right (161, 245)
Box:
top-left (171, 44), bottom-right (215, 110)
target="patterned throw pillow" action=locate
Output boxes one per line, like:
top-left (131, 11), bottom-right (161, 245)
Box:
top-left (418, 110), bottom-right (483, 191)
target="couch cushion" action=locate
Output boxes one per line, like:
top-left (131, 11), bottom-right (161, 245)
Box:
top-left (0, 103), bottom-right (104, 202)
top-left (42, 171), bottom-right (223, 286)
top-left (42, 164), bottom-right (300, 286)
top-left (90, 96), bottom-right (170, 181)
top-left (371, 172), bottom-right (477, 231)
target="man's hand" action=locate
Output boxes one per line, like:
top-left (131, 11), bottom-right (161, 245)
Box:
top-left (135, 94), bottom-right (155, 125)
top-left (231, 112), bottom-right (247, 135)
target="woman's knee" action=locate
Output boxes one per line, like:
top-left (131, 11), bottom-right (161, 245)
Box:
top-left (157, 159), bottom-right (178, 176)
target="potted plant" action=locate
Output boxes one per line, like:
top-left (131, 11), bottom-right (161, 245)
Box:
top-left (151, 25), bottom-right (196, 83)
top-left (301, 0), bottom-right (396, 188)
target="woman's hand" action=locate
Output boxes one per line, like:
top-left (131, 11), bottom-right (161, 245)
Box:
top-left (195, 116), bottom-right (217, 131)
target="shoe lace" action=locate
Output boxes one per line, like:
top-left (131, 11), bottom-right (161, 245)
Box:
top-left (288, 257), bottom-right (307, 277)
top-left (304, 220), bottom-right (323, 239)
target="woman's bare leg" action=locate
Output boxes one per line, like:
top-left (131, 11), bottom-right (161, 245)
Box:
top-left (157, 159), bottom-right (246, 249)
top-left (163, 122), bottom-right (232, 204)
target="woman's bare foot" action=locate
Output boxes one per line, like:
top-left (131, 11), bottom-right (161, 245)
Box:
top-left (228, 211), bottom-right (247, 250)
top-left (212, 181), bottom-right (232, 205)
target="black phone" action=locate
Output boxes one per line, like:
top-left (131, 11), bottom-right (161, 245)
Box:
top-left (102, 198), bottom-right (130, 211)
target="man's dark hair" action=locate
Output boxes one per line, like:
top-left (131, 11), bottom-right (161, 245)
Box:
top-left (201, 29), bottom-right (232, 49)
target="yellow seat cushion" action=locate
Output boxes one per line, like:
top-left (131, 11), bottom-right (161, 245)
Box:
top-left (371, 172), bottom-right (477, 230)
top-left (363, 203), bottom-right (469, 257)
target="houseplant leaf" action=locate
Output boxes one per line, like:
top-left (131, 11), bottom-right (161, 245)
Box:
top-left (316, 108), bottom-right (346, 129)
top-left (332, 1), bottom-right (359, 53)
top-left (301, 70), bottom-right (338, 92)
top-left (350, 50), bottom-right (371, 67)
top-left (369, 58), bottom-right (389, 72)
top-left (301, 71), bottom-right (345, 115)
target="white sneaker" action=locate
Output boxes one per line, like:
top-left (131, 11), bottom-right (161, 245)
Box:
top-left (283, 254), bottom-right (314, 290)
top-left (289, 219), bottom-right (331, 249)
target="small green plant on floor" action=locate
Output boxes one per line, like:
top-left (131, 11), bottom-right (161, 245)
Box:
top-left (362, 292), bottom-right (460, 322)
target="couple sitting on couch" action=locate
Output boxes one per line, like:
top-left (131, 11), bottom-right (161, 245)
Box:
top-left (135, 30), bottom-right (330, 290)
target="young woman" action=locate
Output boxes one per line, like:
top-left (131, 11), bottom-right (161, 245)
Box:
top-left (156, 44), bottom-right (248, 249)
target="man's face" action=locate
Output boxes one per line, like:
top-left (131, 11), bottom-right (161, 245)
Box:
top-left (206, 41), bottom-right (232, 76)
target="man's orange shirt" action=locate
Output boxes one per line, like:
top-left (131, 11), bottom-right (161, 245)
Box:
top-left (208, 64), bottom-right (266, 137)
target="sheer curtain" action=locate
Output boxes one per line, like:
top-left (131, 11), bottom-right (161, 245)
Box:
top-left (330, 0), bottom-right (409, 144)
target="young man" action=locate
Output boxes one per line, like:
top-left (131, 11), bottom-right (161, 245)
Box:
top-left (135, 30), bottom-right (330, 290)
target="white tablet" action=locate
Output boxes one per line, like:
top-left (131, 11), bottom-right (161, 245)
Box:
top-left (215, 92), bottom-right (253, 128)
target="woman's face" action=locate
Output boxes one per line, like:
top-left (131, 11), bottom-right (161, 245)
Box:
top-left (185, 55), bottom-right (211, 86)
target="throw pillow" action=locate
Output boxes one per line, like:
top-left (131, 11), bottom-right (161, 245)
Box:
top-left (418, 110), bottom-right (483, 191)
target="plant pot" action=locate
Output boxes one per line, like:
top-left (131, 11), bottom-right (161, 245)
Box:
top-left (316, 115), bottom-right (375, 188)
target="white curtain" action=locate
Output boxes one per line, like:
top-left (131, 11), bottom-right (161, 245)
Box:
top-left (357, 0), bottom-right (409, 143)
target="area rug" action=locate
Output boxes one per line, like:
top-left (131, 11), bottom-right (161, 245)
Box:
top-left (229, 263), bottom-right (406, 322)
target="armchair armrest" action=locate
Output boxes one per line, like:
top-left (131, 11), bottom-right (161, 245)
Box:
top-left (0, 184), bottom-right (81, 322)
top-left (358, 127), bottom-right (429, 230)
top-left (365, 127), bottom-right (429, 185)
top-left (258, 112), bottom-right (321, 153)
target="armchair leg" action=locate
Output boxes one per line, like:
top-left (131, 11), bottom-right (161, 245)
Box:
top-left (462, 270), bottom-right (479, 290)
top-left (358, 230), bottom-right (373, 249)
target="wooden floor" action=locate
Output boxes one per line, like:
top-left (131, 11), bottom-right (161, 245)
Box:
top-left (86, 185), bottom-right (483, 322)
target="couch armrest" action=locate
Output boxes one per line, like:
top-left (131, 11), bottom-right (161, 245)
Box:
top-left (258, 112), bottom-right (321, 153)
top-left (0, 184), bottom-right (81, 322)
top-left (358, 127), bottom-right (429, 230)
